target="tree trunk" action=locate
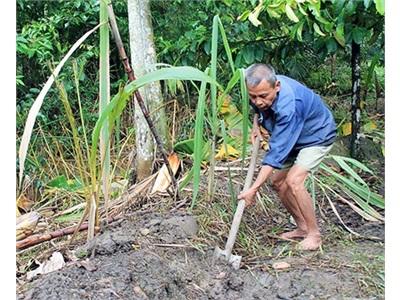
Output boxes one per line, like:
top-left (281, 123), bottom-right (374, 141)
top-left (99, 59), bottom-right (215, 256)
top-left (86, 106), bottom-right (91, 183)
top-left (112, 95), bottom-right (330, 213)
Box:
top-left (127, 0), bottom-right (170, 181)
top-left (350, 41), bottom-right (361, 158)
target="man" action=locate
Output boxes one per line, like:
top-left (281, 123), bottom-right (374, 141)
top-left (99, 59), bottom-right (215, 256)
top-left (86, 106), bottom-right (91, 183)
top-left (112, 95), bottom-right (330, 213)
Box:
top-left (238, 63), bottom-right (336, 250)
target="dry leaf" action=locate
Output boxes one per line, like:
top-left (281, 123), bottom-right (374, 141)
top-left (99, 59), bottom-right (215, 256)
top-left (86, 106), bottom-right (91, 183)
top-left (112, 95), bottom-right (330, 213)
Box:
top-left (341, 122), bottom-right (352, 136)
top-left (272, 261), bottom-right (291, 270)
top-left (26, 252), bottom-right (65, 280)
top-left (16, 205), bottom-right (21, 217)
top-left (16, 211), bottom-right (40, 241)
top-left (150, 153), bottom-right (180, 194)
top-left (17, 194), bottom-right (34, 212)
top-left (215, 144), bottom-right (240, 160)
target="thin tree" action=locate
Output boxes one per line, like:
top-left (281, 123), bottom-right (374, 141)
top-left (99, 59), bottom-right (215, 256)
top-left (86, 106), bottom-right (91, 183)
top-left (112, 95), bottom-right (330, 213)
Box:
top-left (127, 0), bottom-right (170, 181)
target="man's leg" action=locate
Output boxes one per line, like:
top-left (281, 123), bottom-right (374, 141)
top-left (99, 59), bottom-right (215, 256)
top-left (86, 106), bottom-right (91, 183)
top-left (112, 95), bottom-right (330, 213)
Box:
top-left (285, 165), bottom-right (321, 250)
top-left (271, 170), bottom-right (308, 239)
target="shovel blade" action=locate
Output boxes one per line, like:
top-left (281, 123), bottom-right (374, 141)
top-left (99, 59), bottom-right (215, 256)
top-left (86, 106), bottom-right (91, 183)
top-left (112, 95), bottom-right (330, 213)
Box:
top-left (213, 247), bottom-right (242, 270)
top-left (229, 254), bottom-right (242, 270)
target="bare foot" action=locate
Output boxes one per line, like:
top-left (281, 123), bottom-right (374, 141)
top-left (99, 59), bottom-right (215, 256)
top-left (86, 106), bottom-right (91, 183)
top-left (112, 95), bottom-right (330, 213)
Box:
top-left (298, 234), bottom-right (322, 251)
top-left (279, 229), bottom-right (308, 240)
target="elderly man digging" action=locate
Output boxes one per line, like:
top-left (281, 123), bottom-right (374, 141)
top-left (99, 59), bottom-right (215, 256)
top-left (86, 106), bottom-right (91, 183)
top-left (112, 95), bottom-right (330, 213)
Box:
top-left (238, 63), bottom-right (336, 250)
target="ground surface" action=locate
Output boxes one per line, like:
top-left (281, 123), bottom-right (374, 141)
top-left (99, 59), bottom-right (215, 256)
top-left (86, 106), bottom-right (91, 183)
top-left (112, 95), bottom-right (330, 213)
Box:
top-left (17, 207), bottom-right (384, 300)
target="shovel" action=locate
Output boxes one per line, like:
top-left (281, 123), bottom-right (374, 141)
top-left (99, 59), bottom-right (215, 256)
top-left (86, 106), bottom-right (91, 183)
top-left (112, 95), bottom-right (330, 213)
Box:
top-left (213, 135), bottom-right (261, 269)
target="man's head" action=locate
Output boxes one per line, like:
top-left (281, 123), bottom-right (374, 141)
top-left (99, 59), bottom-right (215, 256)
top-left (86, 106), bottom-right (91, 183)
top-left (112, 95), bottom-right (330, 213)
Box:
top-left (245, 63), bottom-right (281, 110)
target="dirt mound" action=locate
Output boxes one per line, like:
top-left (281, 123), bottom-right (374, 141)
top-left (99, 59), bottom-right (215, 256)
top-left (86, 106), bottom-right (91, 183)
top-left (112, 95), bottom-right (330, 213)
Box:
top-left (17, 211), bottom-right (382, 300)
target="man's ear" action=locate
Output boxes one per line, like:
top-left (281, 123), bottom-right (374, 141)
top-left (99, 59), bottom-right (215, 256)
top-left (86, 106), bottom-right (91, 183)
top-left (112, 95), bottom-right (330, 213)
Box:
top-left (275, 80), bottom-right (281, 92)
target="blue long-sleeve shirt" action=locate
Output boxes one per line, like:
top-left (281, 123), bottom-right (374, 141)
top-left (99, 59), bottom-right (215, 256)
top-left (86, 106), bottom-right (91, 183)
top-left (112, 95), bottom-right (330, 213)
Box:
top-left (251, 75), bottom-right (336, 169)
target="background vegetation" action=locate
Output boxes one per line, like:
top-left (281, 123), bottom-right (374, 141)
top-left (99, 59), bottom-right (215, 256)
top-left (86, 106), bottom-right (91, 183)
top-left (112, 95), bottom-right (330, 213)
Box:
top-left (16, 1), bottom-right (385, 296)
top-left (16, 0), bottom-right (384, 243)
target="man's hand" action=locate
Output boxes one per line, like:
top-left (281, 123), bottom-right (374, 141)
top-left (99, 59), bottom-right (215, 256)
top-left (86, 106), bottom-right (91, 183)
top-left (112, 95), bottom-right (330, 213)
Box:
top-left (238, 187), bottom-right (257, 207)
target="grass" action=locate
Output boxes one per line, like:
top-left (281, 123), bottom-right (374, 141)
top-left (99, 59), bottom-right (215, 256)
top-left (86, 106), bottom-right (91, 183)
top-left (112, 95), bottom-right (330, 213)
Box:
top-left (354, 251), bottom-right (384, 296)
top-left (183, 155), bottom-right (384, 297)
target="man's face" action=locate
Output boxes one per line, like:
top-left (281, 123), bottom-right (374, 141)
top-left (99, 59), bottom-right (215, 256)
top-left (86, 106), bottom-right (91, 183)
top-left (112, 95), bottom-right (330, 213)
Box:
top-left (248, 79), bottom-right (280, 111)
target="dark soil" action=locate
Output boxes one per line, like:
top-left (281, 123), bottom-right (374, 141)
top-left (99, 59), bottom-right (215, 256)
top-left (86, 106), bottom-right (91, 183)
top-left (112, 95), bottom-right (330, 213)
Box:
top-left (17, 209), bottom-right (384, 300)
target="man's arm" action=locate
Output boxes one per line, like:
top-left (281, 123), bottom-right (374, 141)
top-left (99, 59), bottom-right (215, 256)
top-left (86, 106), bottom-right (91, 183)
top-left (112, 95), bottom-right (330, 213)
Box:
top-left (238, 165), bottom-right (274, 207)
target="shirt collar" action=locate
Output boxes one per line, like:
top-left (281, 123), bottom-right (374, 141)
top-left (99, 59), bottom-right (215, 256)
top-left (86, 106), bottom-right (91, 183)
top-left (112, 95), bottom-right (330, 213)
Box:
top-left (270, 91), bottom-right (280, 112)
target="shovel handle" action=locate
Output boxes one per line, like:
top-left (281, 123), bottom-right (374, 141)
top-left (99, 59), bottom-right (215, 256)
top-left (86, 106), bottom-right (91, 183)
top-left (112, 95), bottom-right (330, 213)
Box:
top-left (224, 135), bottom-right (261, 256)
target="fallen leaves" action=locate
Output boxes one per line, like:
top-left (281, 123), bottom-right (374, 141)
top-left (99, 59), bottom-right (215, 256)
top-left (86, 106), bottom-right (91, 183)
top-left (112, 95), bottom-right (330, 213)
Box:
top-left (150, 153), bottom-right (180, 195)
top-left (272, 261), bottom-right (291, 270)
top-left (26, 252), bottom-right (65, 280)
top-left (16, 194), bottom-right (34, 214)
top-left (16, 211), bottom-right (40, 241)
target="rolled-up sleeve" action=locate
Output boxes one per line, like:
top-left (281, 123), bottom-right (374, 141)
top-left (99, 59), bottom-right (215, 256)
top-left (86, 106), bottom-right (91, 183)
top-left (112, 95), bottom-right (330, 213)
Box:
top-left (262, 110), bottom-right (304, 169)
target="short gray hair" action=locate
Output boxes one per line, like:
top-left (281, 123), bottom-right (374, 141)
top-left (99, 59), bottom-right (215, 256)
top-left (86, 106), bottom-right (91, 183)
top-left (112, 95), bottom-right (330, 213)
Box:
top-left (245, 63), bottom-right (277, 87)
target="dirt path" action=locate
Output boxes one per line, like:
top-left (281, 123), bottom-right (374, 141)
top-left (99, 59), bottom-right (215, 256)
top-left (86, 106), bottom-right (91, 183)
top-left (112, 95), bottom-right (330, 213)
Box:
top-left (17, 210), bottom-right (384, 300)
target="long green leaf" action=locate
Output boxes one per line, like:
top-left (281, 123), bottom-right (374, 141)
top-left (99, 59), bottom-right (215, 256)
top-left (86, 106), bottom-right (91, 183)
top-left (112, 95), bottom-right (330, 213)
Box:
top-left (330, 156), bottom-right (369, 187)
top-left (217, 17), bottom-right (235, 75)
top-left (91, 67), bottom-right (216, 171)
top-left (330, 155), bottom-right (374, 174)
top-left (240, 68), bottom-right (250, 163)
top-left (98, 0), bottom-right (111, 230)
top-left (90, 89), bottom-right (129, 183)
top-left (285, 4), bottom-right (299, 23)
top-left (125, 66), bottom-right (219, 94)
top-left (313, 22), bottom-right (326, 36)
top-left (320, 163), bottom-right (384, 209)
top-left (90, 66), bottom-right (216, 200)
top-left (374, 0), bottom-right (384, 15)
top-left (192, 73), bottom-right (209, 207)
top-left (18, 23), bottom-right (102, 186)
top-left (341, 186), bottom-right (384, 221)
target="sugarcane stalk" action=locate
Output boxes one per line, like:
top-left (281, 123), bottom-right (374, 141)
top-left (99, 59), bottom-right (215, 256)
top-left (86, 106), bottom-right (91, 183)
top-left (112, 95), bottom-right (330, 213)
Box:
top-left (17, 215), bottom-right (122, 251)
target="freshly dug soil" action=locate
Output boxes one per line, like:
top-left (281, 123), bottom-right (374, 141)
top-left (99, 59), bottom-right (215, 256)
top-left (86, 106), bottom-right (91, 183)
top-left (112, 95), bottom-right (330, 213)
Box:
top-left (17, 211), bottom-right (383, 300)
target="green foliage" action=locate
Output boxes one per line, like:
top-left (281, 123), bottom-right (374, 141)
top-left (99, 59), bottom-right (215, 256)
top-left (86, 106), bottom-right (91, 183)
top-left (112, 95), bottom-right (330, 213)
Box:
top-left (192, 76), bottom-right (209, 206)
top-left (91, 66), bottom-right (217, 185)
top-left (244, 0), bottom-right (383, 51)
top-left (16, 0), bottom-right (129, 140)
top-left (318, 155), bottom-right (384, 222)
top-left (47, 175), bottom-right (83, 192)
top-left (17, 0), bottom-right (384, 228)
top-left (185, 16), bottom-right (252, 207)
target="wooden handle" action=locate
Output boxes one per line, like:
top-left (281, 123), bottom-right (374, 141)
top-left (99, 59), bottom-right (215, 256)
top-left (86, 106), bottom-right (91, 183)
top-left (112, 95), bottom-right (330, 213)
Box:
top-left (224, 135), bottom-right (260, 256)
